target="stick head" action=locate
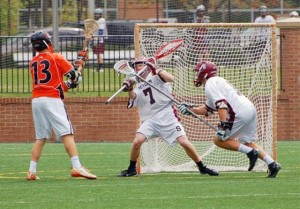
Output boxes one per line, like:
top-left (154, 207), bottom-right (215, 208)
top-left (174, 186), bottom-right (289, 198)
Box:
top-left (113, 60), bottom-right (136, 77)
top-left (84, 19), bottom-right (99, 39)
top-left (155, 39), bottom-right (183, 61)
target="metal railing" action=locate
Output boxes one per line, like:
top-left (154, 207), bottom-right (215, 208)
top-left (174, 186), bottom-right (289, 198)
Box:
top-left (0, 35), bottom-right (135, 95)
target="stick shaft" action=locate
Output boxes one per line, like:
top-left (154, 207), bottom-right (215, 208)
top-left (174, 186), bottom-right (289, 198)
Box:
top-left (105, 65), bottom-right (148, 104)
top-left (105, 85), bottom-right (127, 104)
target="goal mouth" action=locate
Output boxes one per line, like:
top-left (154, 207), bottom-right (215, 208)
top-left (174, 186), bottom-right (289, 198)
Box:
top-left (136, 23), bottom-right (277, 174)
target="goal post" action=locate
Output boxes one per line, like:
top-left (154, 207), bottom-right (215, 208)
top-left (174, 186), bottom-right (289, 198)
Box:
top-left (134, 23), bottom-right (277, 173)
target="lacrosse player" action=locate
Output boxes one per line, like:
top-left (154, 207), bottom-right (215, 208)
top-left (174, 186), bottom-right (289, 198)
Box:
top-left (92, 8), bottom-right (108, 72)
top-left (177, 61), bottom-right (281, 178)
top-left (26, 31), bottom-right (97, 180)
top-left (117, 57), bottom-right (219, 177)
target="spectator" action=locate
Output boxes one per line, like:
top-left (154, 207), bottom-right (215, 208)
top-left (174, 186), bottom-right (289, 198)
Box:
top-left (195, 5), bottom-right (210, 23)
top-left (93, 8), bottom-right (108, 72)
top-left (289, 11), bottom-right (299, 17)
top-left (254, 6), bottom-right (275, 23)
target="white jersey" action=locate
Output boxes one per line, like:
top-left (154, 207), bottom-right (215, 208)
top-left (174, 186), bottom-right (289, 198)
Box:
top-left (254, 15), bottom-right (275, 23)
top-left (94, 18), bottom-right (108, 43)
top-left (129, 75), bottom-right (174, 123)
top-left (128, 75), bottom-right (185, 145)
top-left (205, 76), bottom-right (257, 142)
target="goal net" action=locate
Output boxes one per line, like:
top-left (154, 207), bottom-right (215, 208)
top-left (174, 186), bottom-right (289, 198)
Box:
top-left (134, 23), bottom-right (277, 173)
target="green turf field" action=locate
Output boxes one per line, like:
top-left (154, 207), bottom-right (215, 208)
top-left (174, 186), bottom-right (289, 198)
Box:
top-left (0, 141), bottom-right (299, 209)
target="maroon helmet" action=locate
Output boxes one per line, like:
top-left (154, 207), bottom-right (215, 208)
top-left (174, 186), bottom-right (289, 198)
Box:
top-left (193, 61), bottom-right (217, 87)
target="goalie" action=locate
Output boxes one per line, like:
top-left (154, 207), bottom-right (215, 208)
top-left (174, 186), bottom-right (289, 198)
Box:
top-left (26, 31), bottom-right (97, 180)
top-left (117, 57), bottom-right (219, 177)
top-left (177, 61), bottom-right (281, 178)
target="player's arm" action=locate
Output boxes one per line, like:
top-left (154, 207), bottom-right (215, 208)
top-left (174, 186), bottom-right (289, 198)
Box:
top-left (191, 104), bottom-right (214, 117)
top-left (145, 59), bottom-right (174, 82)
top-left (215, 100), bottom-right (233, 140)
top-left (64, 68), bottom-right (82, 89)
top-left (178, 104), bottom-right (214, 117)
top-left (122, 77), bottom-right (136, 100)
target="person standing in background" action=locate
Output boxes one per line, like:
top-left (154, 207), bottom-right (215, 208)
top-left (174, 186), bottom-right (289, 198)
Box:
top-left (254, 6), bottom-right (275, 23)
top-left (93, 8), bottom-right (108, 72)
top-left (195, 5), bottom-right (210, 23)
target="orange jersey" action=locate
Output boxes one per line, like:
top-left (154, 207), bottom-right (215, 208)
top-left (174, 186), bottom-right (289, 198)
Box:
top-left (29, 52), bottom-right (73, 99)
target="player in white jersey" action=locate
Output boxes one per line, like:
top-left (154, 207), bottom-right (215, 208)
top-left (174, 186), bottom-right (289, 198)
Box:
top-left (117, 57), bottom-right (219, 177)
top-left (178, 61), bottom-right (281, 178)
top-left (93, 8), bottom-right (108, 72)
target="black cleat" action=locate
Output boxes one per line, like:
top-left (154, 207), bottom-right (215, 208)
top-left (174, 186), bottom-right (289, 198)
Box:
top-left (117, 169), bottom-right (138, 177)
top-left (199, 166), bottom-right (219, 176)
top-left (267, 162), bottom-right (281, 178)
top-left (247, 149), bottom-right (259, 171)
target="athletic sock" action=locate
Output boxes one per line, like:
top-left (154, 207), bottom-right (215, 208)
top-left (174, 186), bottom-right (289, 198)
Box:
top-left (98, 63), bottom-right (104, 69)
top-left (238, 144), bottom-right (253, 154)
top-left (29, 160), bottom-right (37, 173)
top-left (263, 155), bottom-right (275, 165)
top-left (128, 160), bottom-right (137, 171)
top-left (71, 156), bottom-right (82, 169)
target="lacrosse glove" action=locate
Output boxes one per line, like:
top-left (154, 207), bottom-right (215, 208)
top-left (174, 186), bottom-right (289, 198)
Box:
top-left (177, 103), bottom-right (193, 115)
top-left (122, 77), bottom-right (136, 92)
top-left (216, 121), bottom-right (233, 141)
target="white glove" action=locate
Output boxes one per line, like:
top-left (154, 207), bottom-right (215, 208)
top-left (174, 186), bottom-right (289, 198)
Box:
top-left (177, 103), bottom-right (192, 115)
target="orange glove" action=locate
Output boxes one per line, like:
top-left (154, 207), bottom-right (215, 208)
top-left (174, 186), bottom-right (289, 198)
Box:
top-left (77, 50), bottom-right (88, 62)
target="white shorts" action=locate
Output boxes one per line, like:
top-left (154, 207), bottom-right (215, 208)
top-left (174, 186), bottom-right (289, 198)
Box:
top-left (227, 103), bottom-right (257, 143)
top-left (137, 109), bottom-right (185, 146)
top-left (32, 97), bottom-right (73, 141)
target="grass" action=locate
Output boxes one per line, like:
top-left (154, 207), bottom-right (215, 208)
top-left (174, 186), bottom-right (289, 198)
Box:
top-left (0, 141), bottom-right (299, 209)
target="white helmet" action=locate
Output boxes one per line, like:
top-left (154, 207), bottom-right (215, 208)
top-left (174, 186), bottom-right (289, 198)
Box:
top-left (290, 11), bottom-right (299, 17)
top-left (196, 5), bottom-right (205, 11)
top-left (94, 8), bottom-right (103, 14)
top-left (259, 5), bottom-right (267, 12)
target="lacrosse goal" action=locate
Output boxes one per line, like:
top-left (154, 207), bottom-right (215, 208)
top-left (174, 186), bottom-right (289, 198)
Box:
top-left (134, 23), bottom-right (277, 173)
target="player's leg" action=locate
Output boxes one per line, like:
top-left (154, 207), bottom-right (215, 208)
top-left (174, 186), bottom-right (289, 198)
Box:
top-left (60, 134), bottom-right (97, 180)
top-left (27, 139), bottom-right (46, 180)
top-left (177, 135), bottom-right (219, 176)
top-left (97, 43), bottom-right (105, 72)
top-left (245, 142), bottom-right (281, 178)
top-left (49, 98), bottom-right (96, 180)
top-left (118, 132), bottom-right (146, 177)
top-left (27, 98), bottom-right (52, 180)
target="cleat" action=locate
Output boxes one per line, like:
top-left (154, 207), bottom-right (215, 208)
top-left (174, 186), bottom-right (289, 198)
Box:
top-left (267, 162), bottom-right (281, 178)
top-left (199, 166), bottom-right (219, 176)
top-left (26, 171), bottom-right (40, 180)
top-left (117, 169), bottom-right (138, 177)
top-left (71, 167), bottom-right (97, 180)
top-left (247, 149), bottom-right (259, 171)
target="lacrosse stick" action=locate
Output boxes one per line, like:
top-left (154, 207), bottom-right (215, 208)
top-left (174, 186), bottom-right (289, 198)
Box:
top-left (105, 39), bottom-right (184, 105)
top-left (104, 61), bottom-right (148, 105)
top-left (83, 19), bottom-right (99, 51)
top-left (112, 61), bottom-right (216, 131)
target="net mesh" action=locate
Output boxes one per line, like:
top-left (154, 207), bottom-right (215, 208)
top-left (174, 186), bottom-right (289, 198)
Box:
top-left (135, 23), bottom-right (277, 173)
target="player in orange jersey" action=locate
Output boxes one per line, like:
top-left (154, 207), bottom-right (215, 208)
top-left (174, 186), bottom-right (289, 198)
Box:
top-left (26, 31), bottom-right (97, 180)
